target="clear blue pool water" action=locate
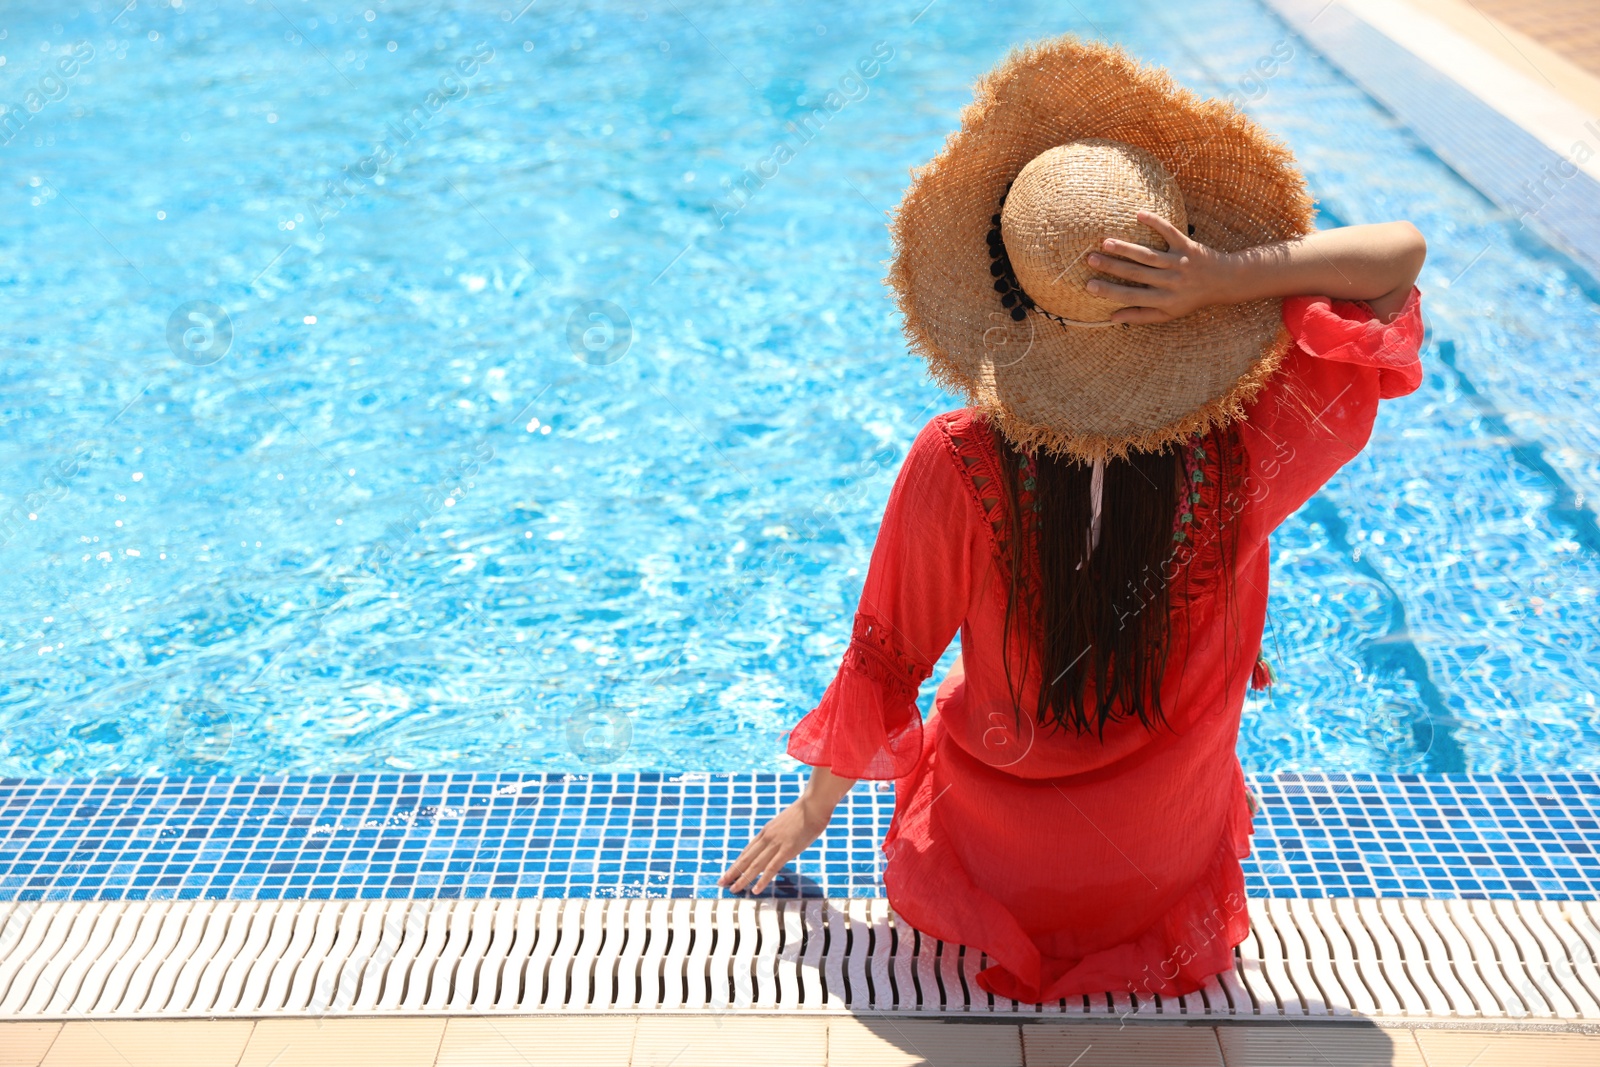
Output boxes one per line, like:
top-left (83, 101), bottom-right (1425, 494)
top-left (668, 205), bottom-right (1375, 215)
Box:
top-left (1, 0), bottom-right (1597, 778)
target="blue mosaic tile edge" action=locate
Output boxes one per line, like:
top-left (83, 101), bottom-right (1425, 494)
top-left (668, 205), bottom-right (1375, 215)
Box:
top-left (1265, 0), bottom-right (1600, 284)
top-left (0, 772), bottom-right (1594, 903)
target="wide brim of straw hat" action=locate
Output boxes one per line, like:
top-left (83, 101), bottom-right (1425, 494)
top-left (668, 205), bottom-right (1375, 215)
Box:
top-left (888, 35), bottom-right (1316, 462)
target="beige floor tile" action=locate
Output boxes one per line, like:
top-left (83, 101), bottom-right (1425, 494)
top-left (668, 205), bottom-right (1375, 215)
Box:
top-left (1025, 1023), bottom-right (1223, 1067)
top-left (631, 1017), bottom-right (826, 1067)
top-left (40, 1021), bottom-right (253, 1067)
top-left (436, 1017), bottom-right (635, 1066)
top-left (1413, 1029), bottom-right (1600, 1067)
top-left (0, 1024), bottom-right (62, 1067)
top-left (238, 1018), bottom-right (444, 1067)
top-left (827, 1018), bottom-right (1023, 1067)
top-left (1217, 1025), bottom-right (1425, 1066)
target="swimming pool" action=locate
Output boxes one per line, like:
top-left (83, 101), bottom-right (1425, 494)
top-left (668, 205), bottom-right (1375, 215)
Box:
top-left (1, 0), bottom-right (1596, 779)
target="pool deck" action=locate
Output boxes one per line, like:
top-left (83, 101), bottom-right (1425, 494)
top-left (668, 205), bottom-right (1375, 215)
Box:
top-left (5, 4), bottom-right (1600, 1067)
top-left (1267, 0), bottom-right (1600, 281)
top-left (1461, 0), bottom-right (1600, 84)
top-left (4, 1017), bottom-right (1600, 1066)
top-left (1410, 0), bottom-right (1600, 112)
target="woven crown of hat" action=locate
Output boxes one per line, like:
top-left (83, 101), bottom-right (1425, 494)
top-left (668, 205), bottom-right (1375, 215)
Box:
top-left (888, 36), bottom-right (1315, 463)
top-left (1002, 140), bottom-right (1186, 325)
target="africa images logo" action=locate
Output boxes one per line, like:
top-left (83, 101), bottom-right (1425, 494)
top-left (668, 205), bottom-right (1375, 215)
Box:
top-left (166, 300), bottom-right (234, 366)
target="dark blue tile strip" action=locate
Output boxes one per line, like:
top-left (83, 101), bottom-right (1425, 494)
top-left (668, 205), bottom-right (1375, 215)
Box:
top-left (1265, 0), bottom-right (1600, 283)
top-left (0, 772), bottom-right (1594, 902)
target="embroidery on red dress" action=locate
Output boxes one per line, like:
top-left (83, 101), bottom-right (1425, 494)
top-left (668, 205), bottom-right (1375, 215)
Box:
top-left (1167, 427), bottom-right (1248, 607)
top-left (936, 411), bottom-right (1037, 590)
top-left (936, 410), bottom-right (1244, 611)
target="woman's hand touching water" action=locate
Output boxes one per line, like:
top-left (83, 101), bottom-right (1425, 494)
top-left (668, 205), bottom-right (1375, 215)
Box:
top-left (1086, 212), bottom-right (1427, 325)
top-left (719, 764), bottom-right (857, 894)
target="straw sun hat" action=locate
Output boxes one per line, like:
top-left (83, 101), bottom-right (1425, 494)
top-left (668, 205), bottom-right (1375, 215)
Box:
top-left (889, 35), bottom-right (1316, 462)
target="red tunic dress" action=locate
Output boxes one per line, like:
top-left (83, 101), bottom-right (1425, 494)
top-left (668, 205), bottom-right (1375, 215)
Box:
top-left (786, 290), bottom-right (1426, 1002)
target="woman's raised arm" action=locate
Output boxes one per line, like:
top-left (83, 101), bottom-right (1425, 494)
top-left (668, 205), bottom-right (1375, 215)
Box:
top-left (1085, 214), bottom-right (1427, 325)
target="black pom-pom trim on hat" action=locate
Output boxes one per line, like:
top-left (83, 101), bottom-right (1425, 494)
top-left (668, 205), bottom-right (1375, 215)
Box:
top-left (985, 189), bottom-right (1077, 327)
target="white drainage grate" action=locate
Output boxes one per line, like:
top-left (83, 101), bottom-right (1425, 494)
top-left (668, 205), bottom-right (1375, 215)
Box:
top-left (2, 896), bottom-right (1598, 1020)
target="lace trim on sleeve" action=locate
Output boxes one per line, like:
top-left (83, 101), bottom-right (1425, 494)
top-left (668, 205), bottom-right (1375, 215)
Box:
top-left (844, 612), bottom-right (933, 703)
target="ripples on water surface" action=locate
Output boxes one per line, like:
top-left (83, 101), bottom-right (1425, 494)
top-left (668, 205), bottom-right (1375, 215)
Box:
top-left (1, 0), bottom-right (1596, 776)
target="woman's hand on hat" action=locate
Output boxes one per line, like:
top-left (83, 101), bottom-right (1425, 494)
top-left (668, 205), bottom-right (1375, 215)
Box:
top-left (1084, 211), bottom-right (1233, 325)
top-left (1086, 214), bottom-right (1428, 324)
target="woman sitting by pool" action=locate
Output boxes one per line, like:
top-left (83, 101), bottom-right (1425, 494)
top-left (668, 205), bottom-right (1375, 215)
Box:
top-left (720, 35), bottom-right (1427, 1004)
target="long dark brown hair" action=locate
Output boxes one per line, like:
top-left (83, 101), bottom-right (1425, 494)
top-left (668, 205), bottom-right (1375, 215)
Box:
top-left (996, 425), bottom-right (1244, 738)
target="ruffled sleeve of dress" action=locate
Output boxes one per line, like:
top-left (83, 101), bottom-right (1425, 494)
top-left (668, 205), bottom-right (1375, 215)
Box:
top-left (1236, 287), bottom-right (1426, 544)
top-left (786, 418), bottom-right (975, 780)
